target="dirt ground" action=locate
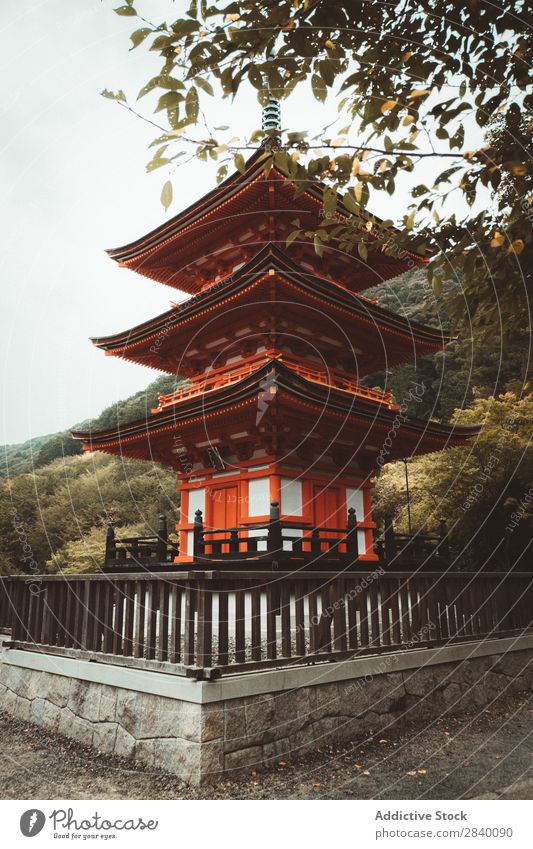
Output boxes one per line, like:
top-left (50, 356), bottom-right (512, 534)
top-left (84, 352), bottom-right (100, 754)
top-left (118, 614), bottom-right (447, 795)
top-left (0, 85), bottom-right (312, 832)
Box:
top-left (1, 692), bottom-right (532, 800)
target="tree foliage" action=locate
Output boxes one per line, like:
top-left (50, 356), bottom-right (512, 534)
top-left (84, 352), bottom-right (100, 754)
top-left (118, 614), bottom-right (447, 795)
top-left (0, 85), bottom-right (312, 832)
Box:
top-left (374, 392), bottom-right (533, 570)
top-left (105, 0), bottom-right (531, 334)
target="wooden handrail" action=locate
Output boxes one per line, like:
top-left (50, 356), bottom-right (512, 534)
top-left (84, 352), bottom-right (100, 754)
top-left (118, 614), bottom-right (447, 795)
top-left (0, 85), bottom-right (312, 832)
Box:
top-left (153, 350), bottom-right (398, 412)
top-left (1, 569), bottom-right (531, 681)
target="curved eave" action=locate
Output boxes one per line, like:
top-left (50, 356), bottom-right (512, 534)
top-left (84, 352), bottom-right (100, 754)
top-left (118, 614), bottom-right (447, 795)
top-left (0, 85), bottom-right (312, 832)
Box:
top-left (72, 360), bottom-right (480, 454)
top-left (91, 245), bottom-right (449, 359)
top-left (106, 151), bottom-right (429, 273)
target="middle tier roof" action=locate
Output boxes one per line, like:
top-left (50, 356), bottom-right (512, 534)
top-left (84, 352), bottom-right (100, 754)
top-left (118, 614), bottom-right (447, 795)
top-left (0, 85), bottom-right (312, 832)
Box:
top-left (93, 245), bottom-right (449, 379)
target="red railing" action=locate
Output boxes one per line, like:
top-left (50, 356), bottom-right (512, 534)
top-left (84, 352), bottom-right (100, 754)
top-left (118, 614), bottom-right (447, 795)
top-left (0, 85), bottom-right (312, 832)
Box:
top-left (153, 351), bottom-right (397, 411)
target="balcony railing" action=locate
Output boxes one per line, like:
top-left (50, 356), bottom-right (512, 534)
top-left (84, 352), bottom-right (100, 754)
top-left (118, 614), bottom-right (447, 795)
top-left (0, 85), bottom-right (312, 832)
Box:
top-left (153, 351), bottom-right (397, 412)
top-left (104, 514), bottom-right (178, 571)
top-left (1, 569), bottom-right (532, 680)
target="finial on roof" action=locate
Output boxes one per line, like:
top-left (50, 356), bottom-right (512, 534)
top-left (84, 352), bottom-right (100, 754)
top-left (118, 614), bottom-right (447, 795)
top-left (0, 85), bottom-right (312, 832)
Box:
top-left (261, 46), bottom-right (281, 147)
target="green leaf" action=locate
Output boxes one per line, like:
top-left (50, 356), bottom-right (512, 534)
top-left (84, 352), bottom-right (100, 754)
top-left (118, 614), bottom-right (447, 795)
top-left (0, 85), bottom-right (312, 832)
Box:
top-left (432, 275), bottom-right (443, 297)
top-left (357, 241), bottom-right (368, 261)
top-left (185, 86), bottom-right (199, 120)
top-left (286, 229), bottom-right (300, 247)
top-left (311, 74), bottom-right (327, 103)
top-left (171, 19), bottom-right (201, 37)
top-left (314, 232), bottom-right (324, 257)
top-left (100, 89), bottom-right (126, 102)
top-left (114, 5), bottom-right (137, 16)
top-left (234, 153), bottom-right (246, 173)
top-left (323, 186), bottom-right (337, 219)
top-left (343, 190), bottom-right (360, 215)
top-left (194, 77), bottom-right (214, 96)
top-left (161, 180), bottom-right (173, 211)
top-left (130, 28), bottom-right (152, 49)
top-left (318, 59), bottom-right (335, 87)
top-left (405, 209), bottom-right (416, 230)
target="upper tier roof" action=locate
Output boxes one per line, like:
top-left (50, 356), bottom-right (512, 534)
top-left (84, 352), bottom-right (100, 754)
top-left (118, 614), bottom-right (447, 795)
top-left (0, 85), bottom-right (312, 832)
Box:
top-left (106, 150), bottom-right (428, 295)
top-left (92, 245), bottom-right (449, 377)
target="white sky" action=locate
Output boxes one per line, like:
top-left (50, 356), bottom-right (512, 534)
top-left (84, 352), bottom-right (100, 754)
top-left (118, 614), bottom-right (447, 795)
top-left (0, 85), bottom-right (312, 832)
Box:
top-left (0, 0), bottom-right (480, 445)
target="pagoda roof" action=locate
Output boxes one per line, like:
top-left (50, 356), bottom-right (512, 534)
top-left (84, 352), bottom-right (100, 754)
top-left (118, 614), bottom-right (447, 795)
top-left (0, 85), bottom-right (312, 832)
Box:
top-left (91, 244), bottom-right (449, 377)
top-left (72, 359), bottom-right (480, 470)
top-left (106, 150), bottom-right (428, 295)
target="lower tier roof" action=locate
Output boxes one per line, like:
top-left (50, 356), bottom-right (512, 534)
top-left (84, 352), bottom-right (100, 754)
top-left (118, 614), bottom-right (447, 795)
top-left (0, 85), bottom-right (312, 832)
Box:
top-left (72, 359), bottom-right (480, 473)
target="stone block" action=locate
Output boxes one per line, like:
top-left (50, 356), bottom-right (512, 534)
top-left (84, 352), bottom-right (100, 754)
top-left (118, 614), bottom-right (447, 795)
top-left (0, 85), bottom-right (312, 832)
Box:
top-left (115, 691), bottom-right (141, 737)
top-left (13, 695), bottom-right (31, 723)
top-left (201, 707), bottom-right (224, 742)
top-left (402, 666), bottom-right (435, 698)
top-left (134, 738), bottom-right (156, 769)
top-left (153, 738), bottom-right (201, 784)
top-left (224, 700), bottom-right (247, 752)
top-left (58, 709), bottom-right (94, 747)
top-left (45, 674), bottom-right (72, 708)
top-left (68, 680), bottom-right (102, 721)
top-left (312, 682), bottom-right (340, 719)
top-left (263, 737), bottom-right (293, 763)
top-left (114, 725), bottom-right (135, 759)
top-left (98, 685), bottom-right (118, 722)
top-left (175, 700), bottom-right (201, 742)
top-left (199, 740), bottom-right (224, 782)
top-left (29, 697), bottom-right (46, 725)
top-left (93, 722), bottom-right (118, 755)
top-left (3, 664), bottom-right (25, 695)
top-left (294, 686), bottom-right (316, 721)
top-left (1, 686), bottom-right (16, 715)
top-left (224, 745), bottom-right (263, 777)
top-left (41, 700), bottom-right (62, 733)
top-left (245, 694), bottom-right (274, 740)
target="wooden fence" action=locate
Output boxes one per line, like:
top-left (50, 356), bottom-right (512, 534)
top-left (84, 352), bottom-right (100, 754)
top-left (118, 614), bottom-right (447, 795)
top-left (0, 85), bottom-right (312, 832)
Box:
top-left (1, 570), bottom-right (532, 680)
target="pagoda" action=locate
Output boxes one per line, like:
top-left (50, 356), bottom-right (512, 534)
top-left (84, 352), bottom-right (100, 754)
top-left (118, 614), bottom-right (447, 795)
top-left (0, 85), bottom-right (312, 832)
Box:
top-left (73, 102), bottom-right (479, 565)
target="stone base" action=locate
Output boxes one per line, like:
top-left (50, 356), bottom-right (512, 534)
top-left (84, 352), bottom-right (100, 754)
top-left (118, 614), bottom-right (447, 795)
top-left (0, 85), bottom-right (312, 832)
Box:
top-left (1, 636), bottom-right (532, 785)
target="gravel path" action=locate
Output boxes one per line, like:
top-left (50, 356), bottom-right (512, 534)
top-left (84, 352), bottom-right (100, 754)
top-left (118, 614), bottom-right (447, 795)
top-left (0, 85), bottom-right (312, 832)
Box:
top-left (1, 693), bottom-right (532, 800)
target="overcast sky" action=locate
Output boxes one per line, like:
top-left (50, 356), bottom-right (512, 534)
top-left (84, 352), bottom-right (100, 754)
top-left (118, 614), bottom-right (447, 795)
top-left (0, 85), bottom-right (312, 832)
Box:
top-left (0, 0), bottom-right (480, 446)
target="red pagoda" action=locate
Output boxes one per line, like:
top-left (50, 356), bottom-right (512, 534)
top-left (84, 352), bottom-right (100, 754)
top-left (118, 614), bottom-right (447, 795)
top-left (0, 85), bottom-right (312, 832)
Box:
top-left (73, 109), bottom-right (479, 566)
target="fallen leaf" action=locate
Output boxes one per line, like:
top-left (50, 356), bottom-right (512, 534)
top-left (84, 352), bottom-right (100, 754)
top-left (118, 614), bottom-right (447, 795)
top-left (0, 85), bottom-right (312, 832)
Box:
top-left (407, 770), bottom-right (417, 776)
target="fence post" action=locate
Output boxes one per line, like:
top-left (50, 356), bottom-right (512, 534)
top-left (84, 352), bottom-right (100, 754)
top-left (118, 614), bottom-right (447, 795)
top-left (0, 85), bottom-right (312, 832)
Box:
top-left (229, 529), bottom-right (239, 554)
top-left (438, 518), bottom-right (450, 564)
top-left (157, 513), bottom-right (168, 562)
top-left (267, 500), bottom-right (283, 555)
top-left (105, 522), bottom-right (116, 566)
top-left (346, 507), bottom-right (359, 558)
top-left (384, 514), bottom-right (396, 562)
top-left (193, 510), bottom-right (205, 560)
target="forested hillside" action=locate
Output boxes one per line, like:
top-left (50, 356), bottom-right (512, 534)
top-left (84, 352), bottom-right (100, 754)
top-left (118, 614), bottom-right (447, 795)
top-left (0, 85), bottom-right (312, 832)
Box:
top-left (0, 273), bottom-right (529, 574)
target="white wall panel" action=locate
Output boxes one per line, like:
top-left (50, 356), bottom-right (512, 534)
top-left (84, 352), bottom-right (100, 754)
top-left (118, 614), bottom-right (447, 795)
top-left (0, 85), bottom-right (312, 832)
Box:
top-left (248, 477), bottom-right (270, 516)
top-left (187, 488), bottom-right (205, 523)
top-left (281, 478), bottom-right (303, 517)
top-left (346, 487), bottom-right (364, 521)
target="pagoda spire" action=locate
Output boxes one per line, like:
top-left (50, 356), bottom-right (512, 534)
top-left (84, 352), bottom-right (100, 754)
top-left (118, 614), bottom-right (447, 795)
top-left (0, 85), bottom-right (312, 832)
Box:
top-left (261, 47), bottom-right (281, 147)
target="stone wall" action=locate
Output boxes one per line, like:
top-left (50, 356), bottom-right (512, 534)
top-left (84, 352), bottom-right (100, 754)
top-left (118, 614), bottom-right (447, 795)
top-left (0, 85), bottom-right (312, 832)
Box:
top-left (1, 643), bottom-right (532, 785)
